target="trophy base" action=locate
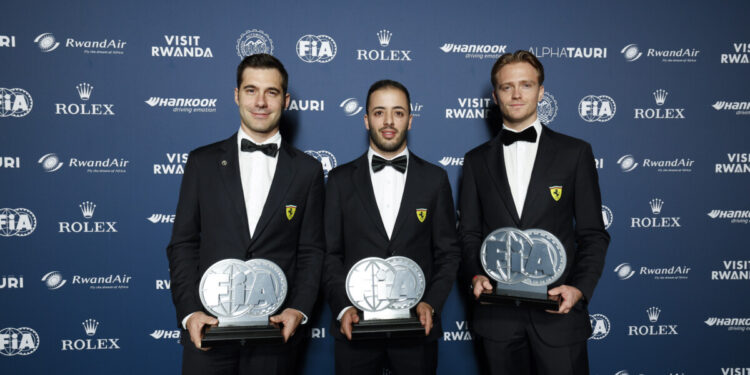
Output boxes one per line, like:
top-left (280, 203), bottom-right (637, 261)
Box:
top-left (477, 292), bottom-right (561, 310)
top-left (201, 325), bottom-right (283, 347)
top-left (351, 315), bottom-right (425, 340)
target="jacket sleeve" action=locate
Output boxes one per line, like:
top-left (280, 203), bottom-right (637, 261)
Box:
top-left (322, 171), bottom-right (351, 316)
top-left (568, 143), bottom-right (610, 302)
top-left (166, 151), bottom-right (204, 327)
top-left (458, 154), bottom-right (486, 286)
top-left (421, 170), bottom-right (462, 314)
top-left (285, 163), bottom-right (326, 317)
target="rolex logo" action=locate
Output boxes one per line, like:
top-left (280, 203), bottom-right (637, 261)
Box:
top-left (646, 306), bottom-right (661, 323)
top-left (82, 319), bottom-right (99, 336)
top-left (76, 83), bottom-right (93, 101)
top-left (653, 89), bottom-right (668, 106)
top-left (79, 201), bottom-right (96, 219)
top-left (649, 198), bottom-right (664, 215)
top-left (376, 29), bottom-right (392, 47)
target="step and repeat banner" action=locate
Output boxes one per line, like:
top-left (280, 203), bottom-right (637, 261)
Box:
top-left (1, 0), bottom-right (749, 374)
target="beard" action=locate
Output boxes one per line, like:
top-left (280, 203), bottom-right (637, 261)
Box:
top-left (369, 125), bottom-right (407, 153)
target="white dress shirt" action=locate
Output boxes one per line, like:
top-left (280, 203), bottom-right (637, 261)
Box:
top-left (337, 147), bottom-right (409, 321)
top-left (502, 119), bottom-right (542, 218)
top-left (368, 147), bottom-right (409, 239)
top-left (237, 129), bottom-right (281, 238)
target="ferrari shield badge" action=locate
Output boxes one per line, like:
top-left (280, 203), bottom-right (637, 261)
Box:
top-left (285, 205), bottom-right (297, 220)
top-left (549, 186), bottom-right (562, 202)
top-left (416, 208), bottom-right (427, 223)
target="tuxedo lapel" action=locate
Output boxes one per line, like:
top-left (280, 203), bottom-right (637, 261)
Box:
top-left (218, 134), bottom-right (251, 242)
top-left (388, 154), bottom-right (421, 247)
top-left (484, 135), bottom-right (521, 225)
top-left (520, 127), bottom-right (558, 224)
top-left (249, 141), bottom-right (296, 246)
top-left (353, 154), bottom-right (390, 241)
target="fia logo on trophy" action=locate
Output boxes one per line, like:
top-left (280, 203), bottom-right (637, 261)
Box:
top-left (345, 256), bottom-right (427, 339)
top-left (198, 258), bottom-right (287, 345)
top-left (479, 228), bottom-right (566, 308)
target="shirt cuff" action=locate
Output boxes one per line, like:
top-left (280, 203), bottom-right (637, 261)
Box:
top-left (336, 306), bottom-right (354, 321)
top-left (181, 312), bottom-right (196, 330)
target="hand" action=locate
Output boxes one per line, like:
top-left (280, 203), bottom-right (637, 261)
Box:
top-left (269, 308), bottom-right (304, 343)
top-left (339, 307), bottom-right (360, 341)
top-left (472, 275), bottom-right (493, 299)
top-left (186, 311), bottom-right (218, 350)
top-left (546, 285), bottom-right (583, 314)
top-left (416, 302), bottom-right (434, 336)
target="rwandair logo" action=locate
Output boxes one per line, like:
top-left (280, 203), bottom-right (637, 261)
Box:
top-left (416, 208), bottom-right (427, 223)
top-left (549, 186), bottom-right (562, 202)
top-left (285, 205), bottom-right (297, 220)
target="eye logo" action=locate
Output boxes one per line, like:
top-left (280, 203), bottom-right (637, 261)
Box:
top-left (34, 33), bottom-right (60, 52)
top-left (617, 154), bottom-right (638, 172)
top-left (340, 98), bottom-right (363, 116)
top-left (41, 271), bottom-right (67, 290)
top-left (621, 44), bottom-right (642, 61)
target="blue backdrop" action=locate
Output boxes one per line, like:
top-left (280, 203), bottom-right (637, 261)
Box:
top-left (2, 1), bottom-right (749, 374)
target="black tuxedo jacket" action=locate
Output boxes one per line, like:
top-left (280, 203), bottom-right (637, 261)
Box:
top-left (166, 133), bottom-right (325, 329)
top-left (323, 152), bottom-right (461, 341)
top-left (459, 125), bottom-right (610, 346)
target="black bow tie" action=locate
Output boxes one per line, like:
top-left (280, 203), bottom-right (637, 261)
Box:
top-left (501, 126), bottom-right (537, 146)
top-left (241, 139), bottom-right (278, 157)
top-left (371, 155), bottom-right (407, 173)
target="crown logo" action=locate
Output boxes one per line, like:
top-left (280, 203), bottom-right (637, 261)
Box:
top-left (376, 29), bottom-right (392, 47)
top-left (649, 198), bottom-right (663, 215)
top-left (653, 89), bottom-right (668, 106)
top-left (76, 83), bottom-right (93, 101)
top-left (82, 318), bottom-right (99, 336)
top-left (79, 201), bottom-right (96, 219)
top-left (646, 306), bottom-right (661, 322)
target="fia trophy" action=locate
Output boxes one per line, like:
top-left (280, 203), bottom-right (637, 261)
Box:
top-left (198, 258), bottom-right (287, 346)
top-left (478, 228), bottom-right (566, 309)
top-left (345, 256), bottom-right (426, 340)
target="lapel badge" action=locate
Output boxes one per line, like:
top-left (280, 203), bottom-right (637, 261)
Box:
top-left (221, 160), bottom-right (227, 167)
top-left (416, 208), bottom-right (427, 223)
top-left (549, 186), bottom-right (562, 202)
top-left (285, 205), bottom-right (297, 220)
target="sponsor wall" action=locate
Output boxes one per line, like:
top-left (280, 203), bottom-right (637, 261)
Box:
top-left (1, 0), bottom-right (749, 374)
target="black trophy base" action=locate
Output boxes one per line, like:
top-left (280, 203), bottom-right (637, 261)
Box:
top-left (201, 325), bottom-right (283, 347)
top-left (477, 292), bottom-right (561, 310)
top-left (351, 315), bottom-right (425, 340)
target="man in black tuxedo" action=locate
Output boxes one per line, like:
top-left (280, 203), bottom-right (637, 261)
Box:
top-left (459, 50), bottom-right (610, 374)
top-left (323, 80), bottom-right (461, 375)
top-left (166, 54), bottom-right (325, 375)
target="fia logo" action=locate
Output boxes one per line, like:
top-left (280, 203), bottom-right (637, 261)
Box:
top-left (578, 95), bottom-right (616, 122)
top-left (296, 34), bottom-right (337, 63)
top-left (0, 88), bottom-right (33, 117)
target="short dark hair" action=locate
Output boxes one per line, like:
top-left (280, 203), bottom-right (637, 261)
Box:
top-left (490, 50), bottom-right (545, 88)
top-left (366, 79), bottom-right (411, 114)
top-left (236, 53), bottom-right (288, 93)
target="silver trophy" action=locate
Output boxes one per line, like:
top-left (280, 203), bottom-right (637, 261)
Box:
top-left (479, 228), bottom-right (566, 309)
top-left (198, 258), bottom-right (287, 345)
top-left (345, 256), bottom-right (427, 339)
